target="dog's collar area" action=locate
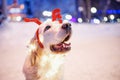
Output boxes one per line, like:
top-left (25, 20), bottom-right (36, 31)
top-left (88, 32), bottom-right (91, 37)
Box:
top-left (36, 28), bottom-right (44, 48)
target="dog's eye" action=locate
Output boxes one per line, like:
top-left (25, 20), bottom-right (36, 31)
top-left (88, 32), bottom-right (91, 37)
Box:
top-left (44, 25), bottom-right (51, 32)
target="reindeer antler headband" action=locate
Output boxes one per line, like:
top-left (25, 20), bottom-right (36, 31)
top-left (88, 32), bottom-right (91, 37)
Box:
top-left (24, 8), bottom-right (62, 25)
top-left (24, 8), bottom-right (63, 48)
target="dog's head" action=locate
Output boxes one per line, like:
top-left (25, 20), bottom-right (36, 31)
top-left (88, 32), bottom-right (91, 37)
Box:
top-left (37, 21), bottom-right (72, 54)
top-left (25, 9), bottom-right (72, 54)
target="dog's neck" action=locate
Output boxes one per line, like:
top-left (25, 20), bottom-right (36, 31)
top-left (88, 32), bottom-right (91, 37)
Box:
top-left (28, 38), bottom-right (66, 80)
top-left (32, 48), bottom-right (65, 80)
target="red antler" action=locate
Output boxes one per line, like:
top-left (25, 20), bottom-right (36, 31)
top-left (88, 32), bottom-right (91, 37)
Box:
top-left (24, 18), bottom-right (42, 25)
top-left (52, 8), bottom-right (62, 23)
top-left (35, 28), bottom-right (44, 48)
top-left (24, 18), bottom-right (44, 48)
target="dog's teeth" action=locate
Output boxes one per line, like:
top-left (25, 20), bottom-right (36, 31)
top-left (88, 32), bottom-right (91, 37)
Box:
top-left (63, 43), bottom-right (65, 47)
top-left (64, 42), bottom-right (71, 46)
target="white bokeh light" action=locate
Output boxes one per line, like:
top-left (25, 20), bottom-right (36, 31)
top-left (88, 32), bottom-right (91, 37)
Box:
top-left (78, 18), bottom-right (83, 23)
top-left (65, 14), bottom-right (72, 20)
top-left (42, 11), bottom-right (52, 17)
top-left (93, 18), bottom-right (100, 24)
top-left (109, 14), bottom-right (115, 20)
top-left (91, 7), bottom-right (97, 13)
top-left (117, 18), bottom-right (120, 22)
top-left (16, 16), bottom-right (22, 21)
top-left (103, 17), bottom-right (108, 21)
top-left (78, 6), bottom-right (84, 11)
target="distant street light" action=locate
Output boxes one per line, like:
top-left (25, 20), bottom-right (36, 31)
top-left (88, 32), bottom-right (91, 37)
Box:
top-left (93, 18), bottom-right (100, 24)
top-left (103, 17), bottom-right (108, 21)
top-left (91, 7), bottom-right (97, 13)
top-left (78, 6), bottom-right (84, 12)
top-left (65, 14), bottom-right (72, 20)
top-left (42, 11), bottom-right (52, 17)
top-left (78, 18), bottom-right (83, 23)
top-left (109, 14), bottom-right (115, 20)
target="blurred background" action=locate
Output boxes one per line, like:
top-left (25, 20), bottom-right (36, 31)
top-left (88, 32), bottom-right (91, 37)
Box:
top-left (0, 0), bottom-right (120, 80)
top-left (0, 0), bottom-right (120, 23)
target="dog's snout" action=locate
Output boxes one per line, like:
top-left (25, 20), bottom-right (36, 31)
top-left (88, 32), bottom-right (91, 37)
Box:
top-left (62, 23), bottom-right (71, 31)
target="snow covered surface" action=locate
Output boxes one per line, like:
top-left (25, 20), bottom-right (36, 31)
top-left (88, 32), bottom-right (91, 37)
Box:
top-left (0, 22), bottom-right (120, 80)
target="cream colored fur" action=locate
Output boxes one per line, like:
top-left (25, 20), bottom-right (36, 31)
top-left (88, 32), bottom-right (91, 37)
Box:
top-left (23, 21), bottom-right (69, 80)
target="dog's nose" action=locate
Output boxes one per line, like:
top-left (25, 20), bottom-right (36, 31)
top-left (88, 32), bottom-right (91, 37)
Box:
top-left (62, 23), bottom-right (71, 31)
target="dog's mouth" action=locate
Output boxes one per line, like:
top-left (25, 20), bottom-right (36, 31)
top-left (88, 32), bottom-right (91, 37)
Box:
top-left (50, 34), bottom-right (71, 53)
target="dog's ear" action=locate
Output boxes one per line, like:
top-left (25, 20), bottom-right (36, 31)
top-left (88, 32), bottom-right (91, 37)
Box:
top-left (27, 37), bottom-right (37, 52)
top-left (30, 48), bottom-right (43, 66)
top-left (27, 37), bottom-right (43, 66)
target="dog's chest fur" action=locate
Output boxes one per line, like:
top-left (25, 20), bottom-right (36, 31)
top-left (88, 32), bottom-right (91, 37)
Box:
top-left (37, 52), bottom-right (65, 80)
top-left (23, 52), bottom-right (65, 80)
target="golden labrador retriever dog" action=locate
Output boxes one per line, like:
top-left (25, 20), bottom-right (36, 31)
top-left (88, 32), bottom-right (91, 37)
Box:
top-left (23, 18), bottom-right (72, 80)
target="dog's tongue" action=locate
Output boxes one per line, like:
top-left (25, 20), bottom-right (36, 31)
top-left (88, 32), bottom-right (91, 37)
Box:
top-left (57, 43), bottom-right (63, 46)
top-left (50, 42), bottom-right (71, 53)
top-left (56, 42), bottom-right (71, 47)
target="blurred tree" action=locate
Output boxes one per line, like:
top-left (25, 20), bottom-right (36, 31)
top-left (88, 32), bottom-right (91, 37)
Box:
top-left (102, 0), bottom-right (111, 21)
top-left (75, 0), bottom-right (80, 22)
top-left (2, 0), bottom-right (7, 19)
top-left (78, 0), bottom-right (91, 22)
top-left (86, 0), bottom-right (91, 22)
top-left (24, 0), bottom-right (32, 16)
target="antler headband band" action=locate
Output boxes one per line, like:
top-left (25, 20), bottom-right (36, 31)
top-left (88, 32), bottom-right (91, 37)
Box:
top-left (24, 8), bottom-right (63, 48)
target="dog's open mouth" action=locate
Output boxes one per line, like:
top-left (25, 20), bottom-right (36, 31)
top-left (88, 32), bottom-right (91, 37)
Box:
top-left (50, 34), bottom-right (71, 53)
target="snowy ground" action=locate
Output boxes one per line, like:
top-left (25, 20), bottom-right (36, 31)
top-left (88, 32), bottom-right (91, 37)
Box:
top-left (0, 22), bottom-right (120, 80)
